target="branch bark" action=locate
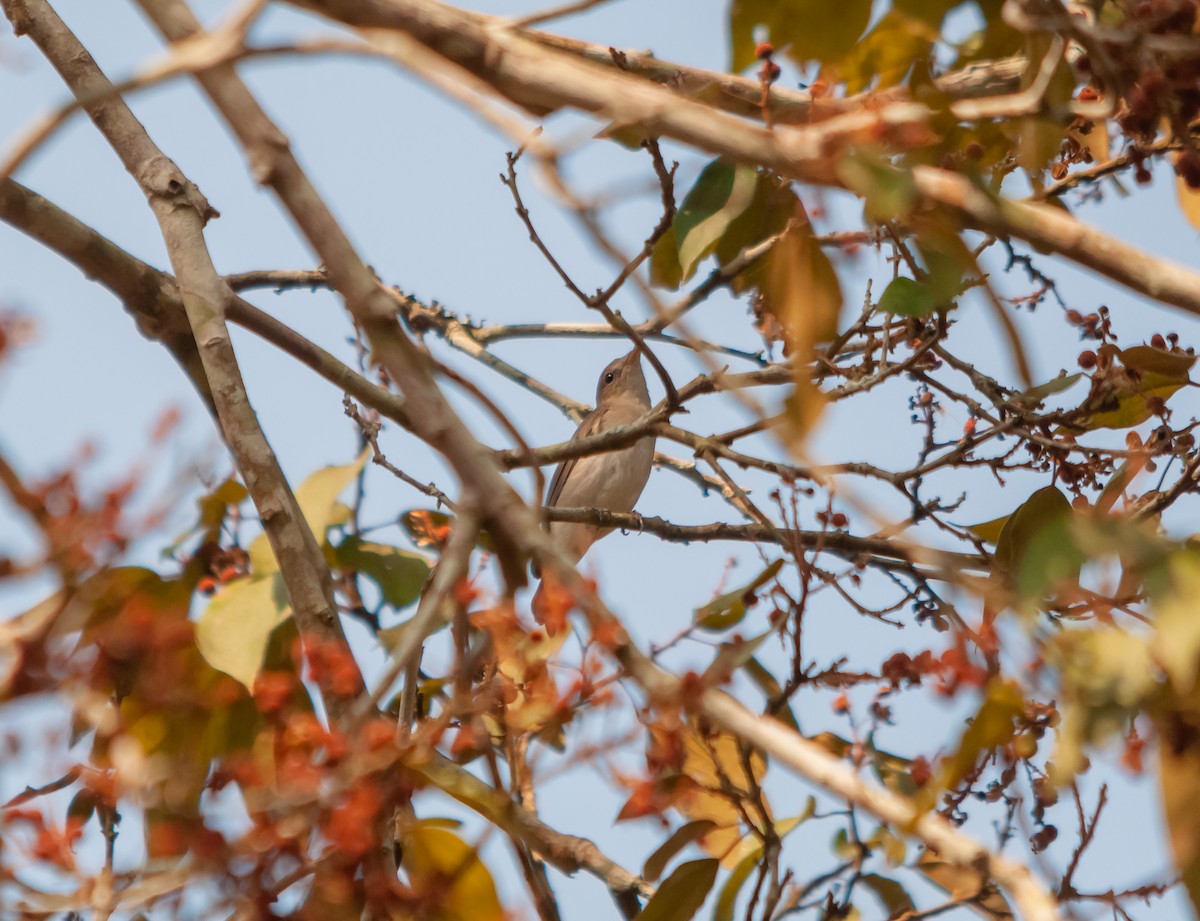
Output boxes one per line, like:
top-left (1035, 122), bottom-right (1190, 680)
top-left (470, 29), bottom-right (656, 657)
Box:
top-left (0, 0), bottom-right (364, 713)
top-left (290, 0), bottom-right (1200, 322)
top-left (542, 506), bottom-right (987, 575)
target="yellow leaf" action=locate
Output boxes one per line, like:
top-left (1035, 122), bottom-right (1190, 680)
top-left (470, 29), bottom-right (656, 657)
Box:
top-left (937, 680), bottom-right (1024, 792)
top-left (1048, 628), bottom-right (1156, 783)
top-left (761, 221), bottom-right (842, 443)
top-left (0, 591), bottom-right (66, 694)
top-left (195, 574), bottom-right (290, 689)
top-left (675, 727), bottom-right (769, 865)
top-left (249, 451), bottom-right (368, 575)
top-left (694, 559), bottom-right (783, 631)
top-left (1156, 679), bottom-right (1200, 919)
top-left (676, 163), bottom-right (758, 282)
top-left (1068, 118), bottom-right (1109, 166)
top-left (400, 826), bottom-right (504, 921)
top-left (916, 850), bottom-right (1013, 919)
top-left (634, 858), bottom-right (718, 921)
top-left (965, 514), bottom-right (1010, 546)
top-left (1074, 345), bottom-right (1196, 431)
top-left (1153, 552), bottom-right (1200, 694)
top-left (1178, 173), bottom-right (1200, 232)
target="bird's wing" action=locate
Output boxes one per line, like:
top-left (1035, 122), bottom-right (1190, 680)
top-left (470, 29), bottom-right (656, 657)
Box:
top-left (545, 411), bottom-right (600, 508)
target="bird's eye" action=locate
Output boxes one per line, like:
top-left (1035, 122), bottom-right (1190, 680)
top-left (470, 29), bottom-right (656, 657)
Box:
top-left (605, 372), bottom-right (615, 383)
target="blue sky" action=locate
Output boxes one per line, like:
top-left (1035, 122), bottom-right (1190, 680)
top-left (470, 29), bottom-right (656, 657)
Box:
top-left (3, 1), bottom-right (1199, 918)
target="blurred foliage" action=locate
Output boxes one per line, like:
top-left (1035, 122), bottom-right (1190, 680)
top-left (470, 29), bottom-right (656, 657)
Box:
top-left (8, 0), bottom-right (1200, 918)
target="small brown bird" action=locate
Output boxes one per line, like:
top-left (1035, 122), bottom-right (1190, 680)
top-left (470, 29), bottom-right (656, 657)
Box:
top-left (532, 350), bottom-right (656, 611)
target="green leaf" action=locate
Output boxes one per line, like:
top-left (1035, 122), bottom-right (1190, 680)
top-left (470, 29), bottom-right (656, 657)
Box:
top-left (378, 612), bottom-right (452, 653)
top-left (914, 226), bottom-right (974, 303)
top-left (1016, 372), bottom-right (1082, 407)
top-left (860, 873), bottom-right (917, 917)
top-left (702, 631), bottom-right (772, 685)
top-left (866, 826), bottom-right (907, 867)
top-left (877, 277), bottom-right (939, 317)
top-left (695, 560), bottom-right (783, 631)
top-left (836, 9), bottom-right (936, 94)
top-left (839, 152), bottom-right (919, 224)
top-left (333, 537), bottom-right (429, 610)
top-left (1122, 344), bottom-right (1198, 378)
top-left (1017, 514), bottom-right (1086, 603)
top-left (195, 574), bottom-right (291, 689)
top-left (713, 849), bottom-right (758, 921)
top-left (635, 858), bottom-right (718, 921)
top-left (872, 747), bottom-right (919, 798)
top-left (250, 452), bottom-right (368, 575)
top-left (597, 121), bottom-right (654, 150)
top-left (650, 225), bottom-right (683, 289)
top-left (986, 484), bottom-right (1083, 606)
top-left (1049, 626), bottom-right (1158, 782)
top-left (993, 486), bottom-right (1072, 578)
top-left (165, 479), bottom-right (247, 558)
top-left (939, 680), bottom-right (1024, 790)
top-left (953, 0), bottom-right (1023, 67)
top-left (666, 160), bottom-right (759, 283)
top-left (744, 656), bottom-right (800, 731)
top-left (201, 479), bottom-right (248, 529)
top-left (715, 175), bottom-right (798, 263)
top-left (643, 820), bottom-right (718, 882)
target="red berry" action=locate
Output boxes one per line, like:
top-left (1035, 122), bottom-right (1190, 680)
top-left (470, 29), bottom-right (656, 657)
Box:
top-left (1078, 350), bottom-right (1097, 369)
top-left (755, 41), bottom-right (774, 60)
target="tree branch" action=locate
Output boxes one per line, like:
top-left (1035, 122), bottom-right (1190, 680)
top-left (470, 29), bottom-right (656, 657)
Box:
top-left (290, 0), bottom-right (1200, 322)
top-left (1, 0), bottom-right (364, 713)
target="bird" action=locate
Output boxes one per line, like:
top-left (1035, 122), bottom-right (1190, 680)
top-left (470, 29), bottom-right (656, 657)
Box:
top-left (532, 350), bottom-right (656, 617)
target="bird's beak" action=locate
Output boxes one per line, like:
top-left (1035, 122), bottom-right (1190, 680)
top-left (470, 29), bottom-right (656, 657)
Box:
top-left (621, 349), bottom-right (643, 368)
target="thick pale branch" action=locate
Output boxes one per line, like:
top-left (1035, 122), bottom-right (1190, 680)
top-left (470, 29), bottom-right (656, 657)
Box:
top-left (913, 166), bottom-right (1200, 317)
top-left (507, 527), bottom-right (1064, 921)
top-left (133, 0), bottom-right (547, 592)
top-left (0, 177), bottom-right (213, 410)
top-left (290, 0), bottom-right (1200, 321)
top-left (1, 0), bottom-right (364, 711)
top-left (81, 5), bottom-right (1066, 914)
top-left (0, 179), bottom-right (747, 527)
top-left (0, 178), bottom-right (413, 432)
